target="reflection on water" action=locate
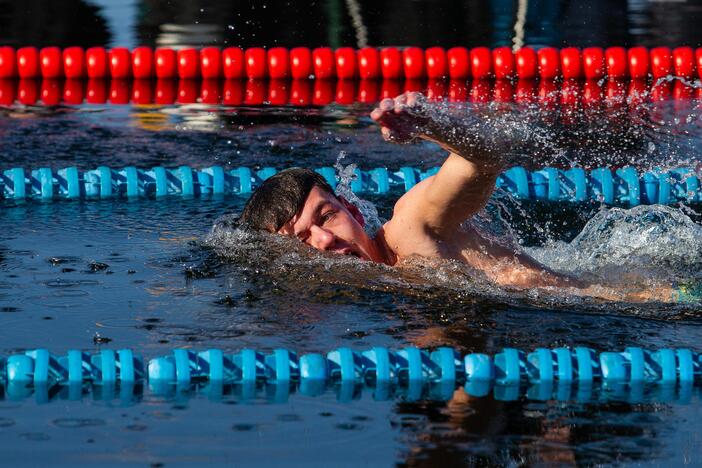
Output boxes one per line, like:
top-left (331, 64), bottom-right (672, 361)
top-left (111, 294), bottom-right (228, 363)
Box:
top-left (2, 192), bottom-right (702, 464)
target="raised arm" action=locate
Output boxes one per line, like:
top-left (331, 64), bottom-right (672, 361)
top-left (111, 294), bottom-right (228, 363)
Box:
top-left (371, 92), bottom-right (506, 240)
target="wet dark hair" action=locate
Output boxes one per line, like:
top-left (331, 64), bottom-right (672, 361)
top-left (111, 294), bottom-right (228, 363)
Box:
top-left (238, 168), bottom-right (336, 232)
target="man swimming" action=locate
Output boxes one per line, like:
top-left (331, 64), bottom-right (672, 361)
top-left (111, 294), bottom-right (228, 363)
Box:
top-left (238, 92), bottom-right (683, 303)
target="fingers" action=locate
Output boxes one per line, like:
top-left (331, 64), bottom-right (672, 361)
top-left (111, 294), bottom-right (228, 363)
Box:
top-left (370, 98), bottom-right (395, 121)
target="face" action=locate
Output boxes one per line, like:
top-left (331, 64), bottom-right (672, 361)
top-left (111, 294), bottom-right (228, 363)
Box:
top-left (277, 186), bottom-right (382, 262)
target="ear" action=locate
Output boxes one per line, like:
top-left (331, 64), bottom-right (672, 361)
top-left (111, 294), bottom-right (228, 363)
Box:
top-left (338, 196), bottom-right (365, 227)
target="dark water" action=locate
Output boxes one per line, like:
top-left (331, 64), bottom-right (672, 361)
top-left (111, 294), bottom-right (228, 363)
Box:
top-left (1, 0), bottom-right (702, 466)
top-left (1, 90), bottom-right (702, 465)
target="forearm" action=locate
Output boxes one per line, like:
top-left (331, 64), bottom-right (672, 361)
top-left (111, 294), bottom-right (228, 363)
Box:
top-left (406, 99), bottom-right (556, 170)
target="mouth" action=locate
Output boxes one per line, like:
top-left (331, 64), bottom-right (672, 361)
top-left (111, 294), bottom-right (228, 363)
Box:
top-left (337, 247), bottom-right (363, 259)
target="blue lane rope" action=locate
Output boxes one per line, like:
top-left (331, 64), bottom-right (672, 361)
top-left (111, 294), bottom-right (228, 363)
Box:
top-left (1, 347), bottom-right (701, 404)
top-left (2, 165), bottom-right (701, 206)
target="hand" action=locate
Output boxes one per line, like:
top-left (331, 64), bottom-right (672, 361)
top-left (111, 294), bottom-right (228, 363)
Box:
top-left (370, 92), bottom-right (428, 144)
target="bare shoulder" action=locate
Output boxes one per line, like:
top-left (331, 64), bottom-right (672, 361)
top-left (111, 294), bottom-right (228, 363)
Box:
top-left (382, 178), bottom-right (443, 259)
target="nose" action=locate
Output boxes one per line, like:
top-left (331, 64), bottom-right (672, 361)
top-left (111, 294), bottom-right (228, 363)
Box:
top-left (308, 225), bottom-right (336, 251)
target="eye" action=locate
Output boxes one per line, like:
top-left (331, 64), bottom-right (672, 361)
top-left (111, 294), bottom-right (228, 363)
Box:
top-left (320, 210), bottom-right (335, 224)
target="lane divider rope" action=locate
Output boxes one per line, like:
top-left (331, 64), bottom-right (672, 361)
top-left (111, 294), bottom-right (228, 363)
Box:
top-left (1, 346), bottom-right (700, 403)
top-left (0, 45), bottom-right (700, 80)
top-left (1, 165), bottom-right (700, 206)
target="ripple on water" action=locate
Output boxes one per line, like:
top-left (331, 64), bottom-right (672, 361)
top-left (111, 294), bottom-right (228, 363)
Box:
top-left (52, 418), bottom-right (106, 428)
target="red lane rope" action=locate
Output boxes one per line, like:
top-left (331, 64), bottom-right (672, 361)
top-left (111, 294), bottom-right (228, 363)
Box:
top-left (0, 77), bottom-right (698, 107)
top-left (0, 46), bottom-right (700, 80)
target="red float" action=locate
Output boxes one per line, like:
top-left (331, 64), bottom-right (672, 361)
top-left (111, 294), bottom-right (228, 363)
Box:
top-left (290, 79), bottom-right (312, 105)
top-left (86, 79), bottom-right (107, 104)
top-left (63, 47), bottom-right (85, 79)
top-left (41, 79), bottom-right (61, 105)
top-left (222, 47), bottom-right (244, 79)
top-left (604, 46), bottom-right (627, 78)
top-left (537, 47), bottom-right (559, 79)
top-left (245, 48), bottom-right (267, 79)
top-left (132, 46), bottom-right (153, 79)
top-left (447, 47), bottom-right (470, 79)
top-left (402, 47), bottom-right (425, 79)
top-left (39, 47), bottom-right (62, 78)
top-left (425, 47), bottom-right (446, 79)
top-left (380, 47), bottom-right (402, 79)
top-left (515, 47), bottom-right (536, 78)
top-left (582, 47), bottom-right (604, 79)
top-left (336, 80), bottom-right (356, 105)
top-left (627, 47), bottom-right (649, 78)
top-left (697, 48), bottom-right (702, 79)
top-left (200, 47), bottom-right (221, 79)
top-left (63, 79), bottom-right (84, 105)
top-left (470, 47), bottom-right (491, 79)
top-left (222, 79), bottom-right (244, 106)
top-left (18, 78), bottom-right (38, 104)
top-left (357, 47), bottom-right (379, 79)
top-left (290, 47), bottom-right (312, 79)
top-left (109, 79), bottom-right (130, 104)
top-left (650, 47), bottom-right (672, 78)
top-left (0, 47), bottom-right (16, 78)
top-left (155, 48), bottom-right (176, 78)
top-left (312, 47), bottom-right (334, 79)
top-left (132, 79), bottom-right (152, 105)
top-left (155, 79), bottom-right (176, 104)
top-left (492, 47), bottom-right (514, 79)
top-left (245, 79), bottom-right (266, 105)
top-left (268, 80), bottom-right (289, 105)
top-left (267, 47), bottom-right (289, 79)
top-left (335, 47), bottom-right (357, 79)
top-left (313, 79), bottom-right (334, 105)
top-left (17, 47), bottom-right (39, 78)
top-left (86, 47), bottom-right (107, 78)
top-left (0, 79), bottom-right (15, 105)
top-left (357, 79), bottom-right (379, 104)
top-left (672, 46), bottom-right (694, 79)
top-left (177, 48), bottom-right (199, 79)
top-left (109, 47), bottom-right (131, 78)
top-left (560, 47), bottom-right (581, 79)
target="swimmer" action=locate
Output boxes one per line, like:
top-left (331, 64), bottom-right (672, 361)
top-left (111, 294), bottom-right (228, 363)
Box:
top-left (238, 92), bottom-right (689, 303)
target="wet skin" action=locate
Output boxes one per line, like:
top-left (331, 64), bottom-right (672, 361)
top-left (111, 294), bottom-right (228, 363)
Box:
top-left (278, 92), bottom-right (676, 302)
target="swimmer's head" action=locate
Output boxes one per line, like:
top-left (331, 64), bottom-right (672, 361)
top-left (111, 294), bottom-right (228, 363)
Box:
top-left (239, 168), bottom-right (384, 262)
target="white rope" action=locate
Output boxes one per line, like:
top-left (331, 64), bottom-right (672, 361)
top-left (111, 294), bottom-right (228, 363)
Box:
top-left (513, 0), bottom-right (528, 52)
top-left (345, 0), bottom-right (369, 48)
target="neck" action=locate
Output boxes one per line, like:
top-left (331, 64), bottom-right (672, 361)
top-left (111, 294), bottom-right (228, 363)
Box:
top-left (372, 228), bottom-right (397, 266)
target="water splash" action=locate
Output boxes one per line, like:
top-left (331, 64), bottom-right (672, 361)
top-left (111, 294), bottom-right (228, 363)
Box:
top-left (527, 204), bottom-right (702, 286)
top-left (333, 151), bottom-right (385, 235)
